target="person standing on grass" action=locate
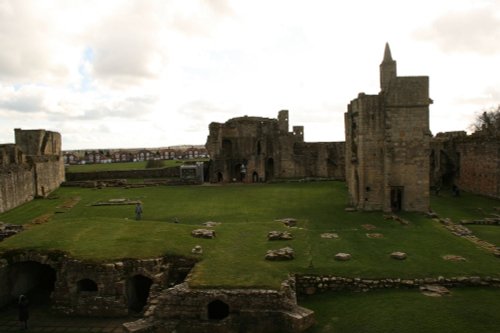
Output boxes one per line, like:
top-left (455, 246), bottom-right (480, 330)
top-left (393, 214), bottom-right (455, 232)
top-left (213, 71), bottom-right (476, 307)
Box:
top-left (18, 294), bottom-right (29, 330)
top-left (135, 202), bottom-right (143, 220)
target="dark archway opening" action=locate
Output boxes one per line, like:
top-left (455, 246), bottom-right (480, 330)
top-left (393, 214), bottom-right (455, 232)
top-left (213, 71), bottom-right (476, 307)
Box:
top-left (77, 279), bottom-right (98, 292)
top-left (390, 186), bottom-right (404, 212)
top-left (208, 300), bottom-right (229, 320)
top-left (127, 275), bottom-right (153, 313)
top-left (252, 171), bottom-right (258, 183)
top-left (265, 158), bottom-right (274, 181)
top-left (8, 261), bottom-right (56, 306)
top-left (217, 171), bottom-right (223, 182)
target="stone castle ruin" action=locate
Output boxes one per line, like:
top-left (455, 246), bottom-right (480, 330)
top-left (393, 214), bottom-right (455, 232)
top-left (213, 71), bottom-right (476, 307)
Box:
top-left (0, 129), bottom-right (65, 213)
top-left (345, 44), bottom-right (432, 212)
top-left (205, 110), bottom-right (345, 183)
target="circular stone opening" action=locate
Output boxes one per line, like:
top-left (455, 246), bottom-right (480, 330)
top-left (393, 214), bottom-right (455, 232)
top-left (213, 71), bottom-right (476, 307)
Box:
top-left (208, 299), bottom-right (229, 320)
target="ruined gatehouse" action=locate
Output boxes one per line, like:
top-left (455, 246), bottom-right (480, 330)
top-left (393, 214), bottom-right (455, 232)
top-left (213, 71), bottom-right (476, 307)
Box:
top-left (0, 129), bottom-right (65, 213)
top-left (205, 110), bottom-right (345, 183)
top-left (345, 44), bottom-right (432, 212)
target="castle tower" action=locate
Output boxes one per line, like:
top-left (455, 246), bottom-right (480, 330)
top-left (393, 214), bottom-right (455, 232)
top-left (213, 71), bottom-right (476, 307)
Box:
top-left (345, 45), bottom-right (431, 212)
top-left (379, 43), bottom-right (397, 91)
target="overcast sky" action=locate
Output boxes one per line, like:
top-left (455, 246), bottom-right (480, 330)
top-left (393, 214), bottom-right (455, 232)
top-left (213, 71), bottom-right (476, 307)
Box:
top-left (1, 0), bottom-right (499, 150)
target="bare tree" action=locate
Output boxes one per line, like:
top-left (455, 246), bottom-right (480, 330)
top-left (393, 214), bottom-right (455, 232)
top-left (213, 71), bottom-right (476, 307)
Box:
top-left (470, 105), bottom-right (500, 136)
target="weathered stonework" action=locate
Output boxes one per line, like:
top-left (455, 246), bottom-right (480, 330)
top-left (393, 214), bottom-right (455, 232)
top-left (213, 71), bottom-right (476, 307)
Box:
top-left (345, 44), bottom-right (431, 212)
top-left (296, 274), bottom-right (500, 295)
top-left (205, 111), bottom-right (345, 183)
top-left (144, 278), bottom-right (315, 333)
top-left (431, 132), bottom-right (500, 198)
top-left (0, 129), bottom-right (65, 213)
top-left (0, 250), bottom-right (196, 317)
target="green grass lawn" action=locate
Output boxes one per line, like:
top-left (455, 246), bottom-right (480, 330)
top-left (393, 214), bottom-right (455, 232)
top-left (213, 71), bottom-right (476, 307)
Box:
top-left (300, 288), bottom-right (500, 333)
top-left (0, 182), bottom-right (499, 290)
top-left (66, 159), bottom-right (207, 173)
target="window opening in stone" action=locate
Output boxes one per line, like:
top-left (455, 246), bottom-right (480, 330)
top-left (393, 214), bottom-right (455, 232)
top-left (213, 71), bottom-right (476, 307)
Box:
top-left (127, 275), bottom-right (153, 313)
top-left (8, 261), bottom-right (56, 306)
top-left (77, 278), bottom-right (98, 292)
top-left (208, 300), bottom-right (229, 320)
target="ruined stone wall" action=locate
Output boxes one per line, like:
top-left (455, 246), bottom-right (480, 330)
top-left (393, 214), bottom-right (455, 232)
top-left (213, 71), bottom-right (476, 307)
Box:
top-left (456, 138), bottom-right (500, 198)
top-left (0, 129), bottom-right (65, 213)
top-left (152, 280), bottom-right (314, 333)
top-left (66, 167), bottom-right (180, 181)
top-left (206, 111), bottom-right (341, 183)
top-left (430, 133), bottom-right (500, 199)
top-left (0, 165), bottom-right (35, 213)
top-left (0, 250), bottom-right (196, 316)
top-left (291, 142), bottom-right (345, 179)
top-left (296, 274), bottom-right (500, 295)
top-left (345, 94), bottom-right (385, 210)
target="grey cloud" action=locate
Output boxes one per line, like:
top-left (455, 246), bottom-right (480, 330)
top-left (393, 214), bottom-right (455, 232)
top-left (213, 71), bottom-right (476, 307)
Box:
top-left (179, 100), bottom-right (236, 132)
top-left (0, 89), bottom-right (45, 113)
top-left (172, 0), bottom-right (234, 36)
top-left (414, 8), bottom-right (500, 54)
top-left (77, 95), bottom-right (157, 120)
top-left (0, 2), bottom-right (66, 81)
top-left (88, 2), bottom-right (167, 87)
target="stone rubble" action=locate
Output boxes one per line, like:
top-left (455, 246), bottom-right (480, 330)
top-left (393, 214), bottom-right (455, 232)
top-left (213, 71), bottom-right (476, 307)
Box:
top-left (265, 247), bottom-right (294, 261)
top-left (268, 231), bottom-right (293, 241)
top-left (0, 222), bottom-right (24, 241)
top-left (276, 218), bottom-right (298, 227)
top-left (191, 229), bottom-right (216, 239)
top-left (390, 252), bottom-right (407, 260)
top-left (320, 233), bottom-right (339, 239)
top-left (334, 253), bottom-right (352, 261)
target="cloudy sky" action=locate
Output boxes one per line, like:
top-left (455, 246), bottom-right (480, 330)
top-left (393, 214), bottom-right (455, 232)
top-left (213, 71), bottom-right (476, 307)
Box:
top-left (1, 0), bottom-right (499, 150)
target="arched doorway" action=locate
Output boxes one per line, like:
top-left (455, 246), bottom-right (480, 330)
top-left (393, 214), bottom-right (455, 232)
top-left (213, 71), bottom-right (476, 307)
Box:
top-left (8, 261), bottom-right (56, 305)
top-left (217, 171), bottom-right (223, 182)
top-left (126, 275), bottom-right (153, 313)
top-left (207, 299), bottom-right (229, 320)
top-left (252, 171), bottom-right (258, 183)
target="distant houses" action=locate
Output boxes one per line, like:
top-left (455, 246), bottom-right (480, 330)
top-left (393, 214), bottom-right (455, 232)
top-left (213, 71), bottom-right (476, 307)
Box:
top-left (63, 146), bottom-right (208, 165)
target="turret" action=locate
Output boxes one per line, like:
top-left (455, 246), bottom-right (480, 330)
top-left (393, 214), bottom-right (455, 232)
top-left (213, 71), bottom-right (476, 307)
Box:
top-left (379, 43), bottom-right (397, 91)
top-left (278, 110), bottom-right (289, 133)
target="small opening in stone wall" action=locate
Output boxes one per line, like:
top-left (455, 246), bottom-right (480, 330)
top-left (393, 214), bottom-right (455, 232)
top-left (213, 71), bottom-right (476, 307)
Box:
top-left (127, 274), bottom-right (153, 313)
top-left (208, 299), bottom-right (229, 320)
top-left (77, 279), bottom-right (98, 292)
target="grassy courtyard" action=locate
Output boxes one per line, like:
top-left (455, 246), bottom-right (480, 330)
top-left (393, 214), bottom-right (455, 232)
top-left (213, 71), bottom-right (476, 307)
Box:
top-left (0, 181), bottom-right (498, 332)
top-left (0, 182), bottom-right (498, 288)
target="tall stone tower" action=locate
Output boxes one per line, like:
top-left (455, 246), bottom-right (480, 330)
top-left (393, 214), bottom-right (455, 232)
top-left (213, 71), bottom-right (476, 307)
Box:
top-left (345, 44), bottom-right (432, 212)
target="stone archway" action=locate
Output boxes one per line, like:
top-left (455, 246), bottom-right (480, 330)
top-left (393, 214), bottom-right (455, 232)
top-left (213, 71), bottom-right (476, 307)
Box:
top-left (126, 274), bottom-right (153, 313)
top-left (8, 261), bottom-right (56, 305)
top-left (252, 171), bottom-right (258, 183)
top-left (217, 171), bottom-right (223, 183)
top-left (207, 299), bottom-right (229, 320)
top-left (77, 278), bottom-right (98, 292)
